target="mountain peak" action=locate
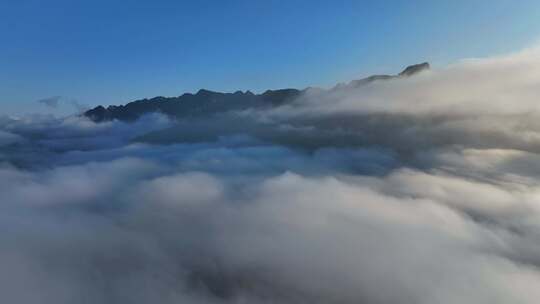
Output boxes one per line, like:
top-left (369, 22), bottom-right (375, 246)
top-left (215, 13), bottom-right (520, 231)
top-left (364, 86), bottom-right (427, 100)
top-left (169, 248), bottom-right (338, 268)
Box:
top-left (398, 62), bottom-right (430, 76)
top-left (196, 89), bottom-right (218, 96)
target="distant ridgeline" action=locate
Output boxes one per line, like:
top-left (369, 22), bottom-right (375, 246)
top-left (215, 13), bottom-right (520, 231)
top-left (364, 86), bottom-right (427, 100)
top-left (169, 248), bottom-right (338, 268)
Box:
top-left (84, 62), bottom-right (429, 122)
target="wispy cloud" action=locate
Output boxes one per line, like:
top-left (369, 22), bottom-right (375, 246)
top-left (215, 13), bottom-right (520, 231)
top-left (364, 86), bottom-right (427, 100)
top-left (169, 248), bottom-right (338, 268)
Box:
top-left (36, 96), bottom-right (62, 108)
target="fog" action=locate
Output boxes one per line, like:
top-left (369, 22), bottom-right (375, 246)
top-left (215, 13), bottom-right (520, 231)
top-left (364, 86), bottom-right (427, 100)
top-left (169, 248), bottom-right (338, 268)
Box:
top-left (3, 48), bottom-right (540, 303)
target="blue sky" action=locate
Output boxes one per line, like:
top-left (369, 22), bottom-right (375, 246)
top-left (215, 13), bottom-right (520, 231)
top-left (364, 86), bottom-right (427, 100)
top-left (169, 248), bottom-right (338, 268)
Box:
top-left (1, 0), bottom-right (540, 115)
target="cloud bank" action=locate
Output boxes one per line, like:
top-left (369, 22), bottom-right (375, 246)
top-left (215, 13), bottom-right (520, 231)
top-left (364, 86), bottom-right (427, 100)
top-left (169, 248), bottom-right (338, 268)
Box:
top-left (3, 48), bottom-right (540, 303)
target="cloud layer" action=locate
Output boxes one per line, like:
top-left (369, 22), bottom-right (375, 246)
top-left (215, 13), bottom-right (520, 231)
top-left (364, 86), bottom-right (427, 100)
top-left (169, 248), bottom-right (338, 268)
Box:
top-left (3, 48), bottom-right (540, 303)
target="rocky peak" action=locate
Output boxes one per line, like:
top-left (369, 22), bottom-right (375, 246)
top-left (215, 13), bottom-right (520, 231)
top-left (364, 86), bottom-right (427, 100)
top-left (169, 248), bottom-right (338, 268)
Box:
top-left (398, 62), bottom-right (430, 76)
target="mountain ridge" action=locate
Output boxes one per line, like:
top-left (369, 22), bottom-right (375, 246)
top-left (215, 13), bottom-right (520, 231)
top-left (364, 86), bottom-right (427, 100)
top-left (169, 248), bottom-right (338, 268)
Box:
top-left (84, 62), bottom-right (430, 122)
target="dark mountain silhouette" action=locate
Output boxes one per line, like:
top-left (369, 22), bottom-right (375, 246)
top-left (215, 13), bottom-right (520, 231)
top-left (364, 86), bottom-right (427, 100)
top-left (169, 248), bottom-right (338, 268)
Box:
top-left (84, 63), bottom-right (429, 122)
top-left (340, 62), bottom-right (430, 89)
top-left (84, 88), bottom-right (301, 122)
top-left (398, 62), bottom-right (430, 76)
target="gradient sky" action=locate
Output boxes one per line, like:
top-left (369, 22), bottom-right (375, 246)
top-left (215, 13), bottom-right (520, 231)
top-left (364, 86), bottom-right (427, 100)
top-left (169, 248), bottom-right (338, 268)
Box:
top-left (2, 0), bottom-right (540, 115)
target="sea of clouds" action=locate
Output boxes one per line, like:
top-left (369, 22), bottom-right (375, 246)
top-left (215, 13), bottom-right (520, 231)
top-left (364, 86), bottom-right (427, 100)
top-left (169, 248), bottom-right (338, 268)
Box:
top-left (3, 48), bottom-right (540, 303)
